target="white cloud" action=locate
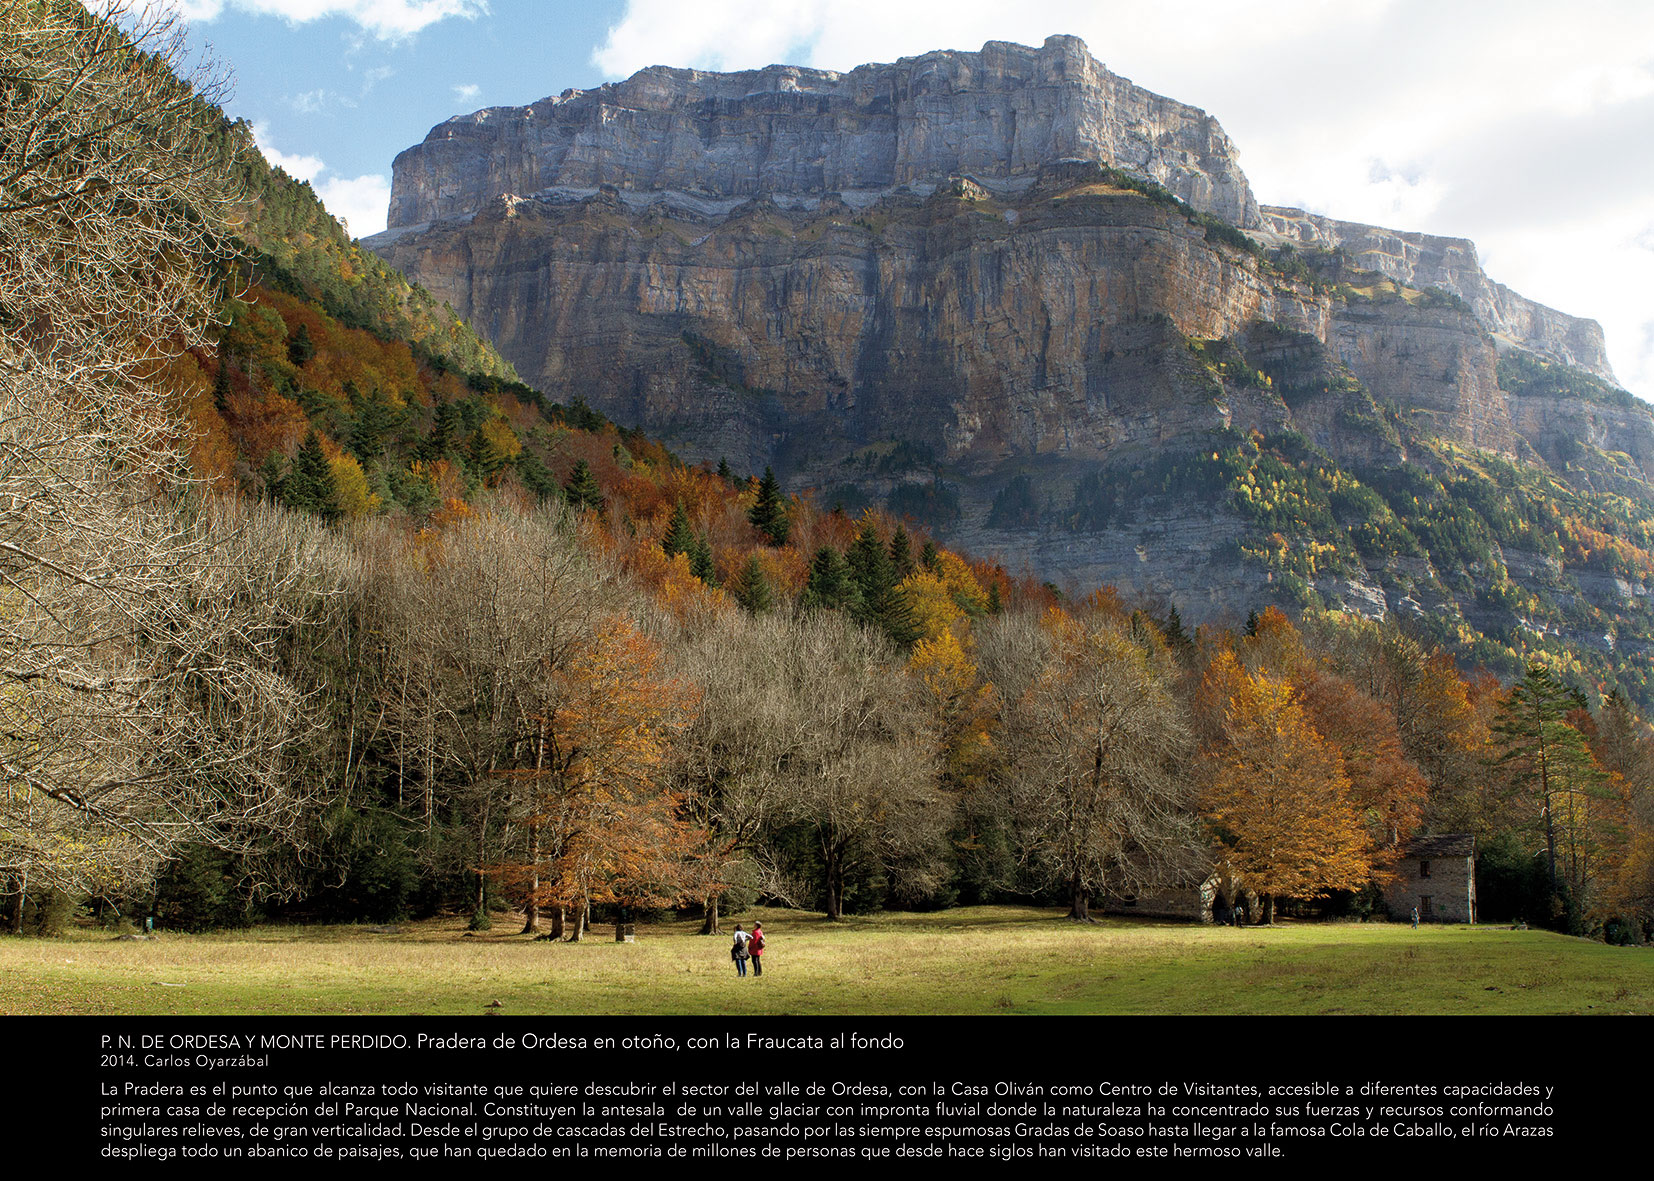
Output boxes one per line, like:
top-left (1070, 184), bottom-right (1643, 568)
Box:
top-left (174, 0), bottom-right (487, 41)
top-left (287, 88), bottom-right (350, 114)
top-left (252, 121), bottom-right (325, 181)
top-left (453, 82), bottom-right (480, 102)
top-left (592, 0), bottom-right (1654, 395)
top-left (315, 173), bottom-right (394, 238)
top-left (252, 124), bottom-right (389, 236)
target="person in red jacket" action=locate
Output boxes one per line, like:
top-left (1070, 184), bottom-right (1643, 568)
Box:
top-left (749, 922), bottom-right (765, 976)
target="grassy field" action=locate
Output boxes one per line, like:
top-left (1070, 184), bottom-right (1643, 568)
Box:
top-left (2, 906), bottom-right (1648, 1016)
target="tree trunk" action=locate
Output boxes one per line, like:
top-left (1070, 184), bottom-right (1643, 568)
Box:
top-left (6, 874), bottom-right (22, 935)
top-left (614, 906), bottom-right (628, 942)
top-left (1263, 895), bottom-right (1276, 925)
top-left (520, 824), bottom-right (541, 934)
top-left (1067, 875), bottom-right (1092, 922)
top-left (547, 903), bottom-right (564, 940)
top-left (699, 895), bottom-right (719, 935)
top-left (567, 900), bottom-right (585, 942)
top-left (825, 854), bottom-right (844, 920)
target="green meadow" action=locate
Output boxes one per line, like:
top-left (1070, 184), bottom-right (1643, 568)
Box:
top-left (3, 907), bottom-right (1647, 1016)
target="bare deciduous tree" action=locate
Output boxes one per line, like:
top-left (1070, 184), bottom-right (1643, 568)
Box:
top-left (763, 613), bottom-right (948, 920)
top-left (364, 509), bottom-right (620, 935)
top-left (0, 3), bottom-right (333, 906)
top-left (982, 608), bottom-right (1200, 921)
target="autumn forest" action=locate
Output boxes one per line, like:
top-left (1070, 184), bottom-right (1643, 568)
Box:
top-left (4, 3), bottom-right (1654, 951)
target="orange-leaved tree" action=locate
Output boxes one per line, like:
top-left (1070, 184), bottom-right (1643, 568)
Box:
top-left (515, 617), bottom-right (706, 941)
top-left (1203, 651), bottom-right (1373, 923)
top-left (1295, 668), bottom-right (1428, 868)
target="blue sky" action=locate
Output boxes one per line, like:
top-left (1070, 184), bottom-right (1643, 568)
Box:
top-left (168, 0), bottom-right (1654, 398)
top-left (178, 2), bottom-right (625, 234)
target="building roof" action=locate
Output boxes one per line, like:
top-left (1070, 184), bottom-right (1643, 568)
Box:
top-left (1402, 833), bottom-right (1475, 859)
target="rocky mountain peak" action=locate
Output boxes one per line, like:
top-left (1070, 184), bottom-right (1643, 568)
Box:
top-left (385, 35), bottom-right (1259, 232)
top-left (367, 37), bottom-right (1654, 695)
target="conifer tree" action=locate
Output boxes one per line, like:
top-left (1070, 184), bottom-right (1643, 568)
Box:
top-left (212, 351), bottom-right (233, 414)
top-left (986, 580), bottom-right (1003, 615)
top-left (732, 554), bottom-right (773, 614)
top-left (287, 322), bottom-right (315, 368)
top-left (689, 536), bottom-right (717, 585)
top-left (424, 400), bottom-right (459, 462)
top-left (717, 458), bottom-right (733, 483)
top-left (662, 500), bottom-right (696, 559)
top-left (284, 430), bottom-right (342, 523)
top-left (847, 522), bottom-right (890, 598)
top-left (889, 526), bottom-right (915, 579)
top-left (1163, 605), bottom-right (1193, 654)
top-left (801, 546), bottom-right (857, 612)
top-left (920, 540), bottom-right (940, 571)
top-left (470, 426), bottom-right (510, 477)
top-left (258, 451), bottom-right (286, 504)
top-left (515, 451), bottom-right (558, 502)
top-left (848, 522), bottom-right (920, 645)
top-left (748, 466), bottom-right (790, 546)
top-left (563, 459), bottom-right (605, 512)
top-left (1492, 662), bottom-right (1609, 915)
top-left (349, 389), bottom-right (391, 462)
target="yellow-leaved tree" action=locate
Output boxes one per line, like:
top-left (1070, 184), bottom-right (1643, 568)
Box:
top-left (1203, 651), bottom-right (1373, 923)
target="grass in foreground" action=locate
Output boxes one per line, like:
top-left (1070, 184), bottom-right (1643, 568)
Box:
top-left (2, 906), bottom-right (1648, 1016)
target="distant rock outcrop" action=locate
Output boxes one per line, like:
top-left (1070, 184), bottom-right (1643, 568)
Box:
top-left (1257, 207), bottom-right (1615, 381)
top-left (385, 35), bottom-right (1259, 232)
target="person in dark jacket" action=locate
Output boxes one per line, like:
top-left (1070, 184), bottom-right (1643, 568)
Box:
top-left (731, 924), bottom-right (750, 977)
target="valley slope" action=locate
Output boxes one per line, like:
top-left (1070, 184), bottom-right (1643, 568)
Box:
top-left (366, 35), bottom-right (1654, 703)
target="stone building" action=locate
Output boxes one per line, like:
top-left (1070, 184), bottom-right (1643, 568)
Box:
top-left (1383, 834), bottom-right (1477, 923)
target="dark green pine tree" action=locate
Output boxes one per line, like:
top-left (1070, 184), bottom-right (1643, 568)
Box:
top-left (748, 466), bottom-right (790, 546)
top-left (1162, 604), bottom-right (1193, 654)
top-left (469, 426), bottom-right (511, 478)
top-left (515, 451), bottom-right (558, 503)
top-left (919, 540), bottom-right (940, 571)
top-left (1244, 609), bottom-right (1261, 637)
top-left (689, 535), bottom-right (717, 585)
top-left (287, 322), bottom-right (315, 368)
top-left (348, 388), bottom-right (393, 463)
top-left (986, 580), bottom-right (1003, 615)
top-left (212, 352), bottom-right (233, 414)
top-left (284, 430), bottom-right (342, 523)
top-left (847, 522), bottom-right (890, 600)
top-left (258, 451), bottom-right (286, 504)
top-left (423, 399), bottom-right (459, 462)
top-left (732, 554), bottom-right (774, 614)
top-left (889, 525), bottom-right (915, 579)
top-left (717, 457), bottom-right (734, 483)
top-left (801, 545), bottom-right (858, 612)
top-left (661, 500), bottom-right (696, 559)
top-left (848, 522), bottom-right (920, 646)
top-left (563, 458), bottom-right (605, 512)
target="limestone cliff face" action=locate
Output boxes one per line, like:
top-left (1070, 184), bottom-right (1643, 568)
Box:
top-left (374, 166), bottom-right (1312, 481)
top-left (1258, 206), bottom-right (1615, 381)
top-left (368, 37), bottom-right (1654, 677)
top-left (386, 36), bottom-right (1259, 232)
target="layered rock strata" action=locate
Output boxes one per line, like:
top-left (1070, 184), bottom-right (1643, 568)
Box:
top-left (1258, 207), bottom-right (1614, 381)
top-left (385, 35), bottom-right (1259, 232)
